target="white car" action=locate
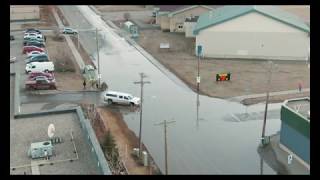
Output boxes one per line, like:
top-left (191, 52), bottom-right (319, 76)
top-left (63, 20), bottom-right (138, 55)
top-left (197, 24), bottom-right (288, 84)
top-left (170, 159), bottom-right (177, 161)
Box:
top-left (10, 56), bottom-right (16, 63)
top-left (27, 51), bottom-right (46, 58)
top-left (24, 33), bottom-right (43, 39)
top-left (25, 62), bottom-right (54, 74)
top-left (103, 91), bottom-right (140, 106)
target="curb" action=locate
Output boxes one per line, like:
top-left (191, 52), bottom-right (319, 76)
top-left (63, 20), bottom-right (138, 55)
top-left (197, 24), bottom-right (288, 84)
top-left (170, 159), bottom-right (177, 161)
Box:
top-left (89, 5), bottom-right (101, 15)
top-left (27, 89), bottom-right (102, 95)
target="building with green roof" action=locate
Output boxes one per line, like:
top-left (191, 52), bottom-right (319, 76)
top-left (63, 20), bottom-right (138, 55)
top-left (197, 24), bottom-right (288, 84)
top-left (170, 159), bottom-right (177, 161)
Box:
top-left (193, 5), bottom-right (310, 60)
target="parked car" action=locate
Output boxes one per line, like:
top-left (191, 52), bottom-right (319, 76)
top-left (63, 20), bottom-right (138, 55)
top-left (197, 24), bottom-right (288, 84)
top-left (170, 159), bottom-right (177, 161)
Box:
top-left (25, 28), bottom-right (41, 34)
top-left (10, 56), bottom-right (16, 63)
top-left (24, 33), bottom-right (43, 39)
top-left (26, 54), bottom-right (49, 64)
top-left (28, 71), bottom-right (55, 81)
top-left (23, 37), bottom-right (45, 45)
top-left (22, 46), bottom-right (45, 54)
top-left (103, 91), bottom-right (140, 106)
top-left (10, 35), bottom-right (15, 41)
top-left (25, 41), bottom-right (45, 48)
top-left (62, 27), bottom-right (78, 35)
top-left (27, 51), bottom-right (46, 58)
top-left (25, 76), bottom-right (56, 90)
top-left (25, 61), bottom-right (54, 74)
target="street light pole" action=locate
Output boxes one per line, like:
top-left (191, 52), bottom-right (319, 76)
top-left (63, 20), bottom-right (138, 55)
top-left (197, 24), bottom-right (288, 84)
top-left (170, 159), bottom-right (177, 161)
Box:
top-left (155, 120), bottom-right (175, 175)
top-left (95, 28), bottom-right (101, 88)
top-left (134, 73), bottom-right (151, 158)
top-left (261, 61), bottom-right (275, 144)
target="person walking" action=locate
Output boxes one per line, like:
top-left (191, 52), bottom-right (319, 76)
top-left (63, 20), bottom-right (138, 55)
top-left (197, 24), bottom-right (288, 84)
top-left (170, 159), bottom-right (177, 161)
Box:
top-left (298, 82), bottom-right (302, 93)
top-left (83, 80), bottom-right (86, 89)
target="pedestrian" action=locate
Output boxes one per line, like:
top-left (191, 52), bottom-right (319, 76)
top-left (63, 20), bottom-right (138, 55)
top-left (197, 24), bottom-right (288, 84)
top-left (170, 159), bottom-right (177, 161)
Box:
top-left (44, 150), bottom-right (48, 160)
top-left (96, 82), bottom-right (99, 89)
top-left (44, 35), bottom-right (46, 42)
top-left (298, 82), bottom-right (302, 93)
top-left (83, 80), bottom-right (86, 89)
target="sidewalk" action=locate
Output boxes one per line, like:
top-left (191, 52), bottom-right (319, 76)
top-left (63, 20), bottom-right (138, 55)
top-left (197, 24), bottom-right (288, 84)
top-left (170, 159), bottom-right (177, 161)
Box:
top-left (228, 88), bottom-right (310, 102)
top-left (52, 7), bottom-right (85, 70)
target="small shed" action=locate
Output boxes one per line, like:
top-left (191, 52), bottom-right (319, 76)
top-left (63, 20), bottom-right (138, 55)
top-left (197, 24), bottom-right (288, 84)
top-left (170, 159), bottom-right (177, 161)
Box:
top-left (123, 21), bottom-right (139, 38)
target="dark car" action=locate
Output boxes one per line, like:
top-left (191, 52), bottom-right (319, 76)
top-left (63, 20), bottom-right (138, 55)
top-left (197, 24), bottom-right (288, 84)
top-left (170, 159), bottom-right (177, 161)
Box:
top-left (25, 28), bottom-right (41, 34)
top-left (23, 39), bottom-right (45, 46)
top-left (25, 41), bottom-right (45, 48)
top-left (26, 54), bottom-right (49, 64)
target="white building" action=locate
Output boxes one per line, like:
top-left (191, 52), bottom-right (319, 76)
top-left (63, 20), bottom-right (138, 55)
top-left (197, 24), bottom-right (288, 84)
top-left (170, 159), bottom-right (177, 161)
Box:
top-left (193, 5), bottom-right (310, 61)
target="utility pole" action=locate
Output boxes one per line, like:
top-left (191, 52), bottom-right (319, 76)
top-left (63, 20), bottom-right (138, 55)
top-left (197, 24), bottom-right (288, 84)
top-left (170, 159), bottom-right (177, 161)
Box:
top-left (134, 73), bottom-right (151, 158)
top-left (261, 61), bottom-right (277, 145)
top-left (155, 120), bottom-right (176, 175)
top-left (95, 28), bottom-right (101, 88)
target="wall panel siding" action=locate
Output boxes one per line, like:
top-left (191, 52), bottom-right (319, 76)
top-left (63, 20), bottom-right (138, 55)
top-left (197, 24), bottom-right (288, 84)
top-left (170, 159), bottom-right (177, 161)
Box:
top-left (280, 122), bottom-right (310, 164)
top-left (196, 31), bottom-right (309, 60)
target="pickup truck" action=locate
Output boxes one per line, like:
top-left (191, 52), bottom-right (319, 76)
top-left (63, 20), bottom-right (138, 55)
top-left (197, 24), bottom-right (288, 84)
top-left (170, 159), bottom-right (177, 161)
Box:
top-left (25, 76), bottom-right (56, 90)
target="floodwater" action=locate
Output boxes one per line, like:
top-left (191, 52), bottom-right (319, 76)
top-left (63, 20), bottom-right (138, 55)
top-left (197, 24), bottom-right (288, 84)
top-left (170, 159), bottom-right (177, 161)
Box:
top-left (61, 5), bottom-right (283, 174)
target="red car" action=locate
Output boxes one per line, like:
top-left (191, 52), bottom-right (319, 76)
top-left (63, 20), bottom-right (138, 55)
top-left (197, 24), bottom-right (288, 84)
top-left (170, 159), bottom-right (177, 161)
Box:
top-left (25, 76), bottom-right (56, 90)
top-left (22, 46), bottom-right (45, 54)
top-left (28, 71), bottom-right (55, 81)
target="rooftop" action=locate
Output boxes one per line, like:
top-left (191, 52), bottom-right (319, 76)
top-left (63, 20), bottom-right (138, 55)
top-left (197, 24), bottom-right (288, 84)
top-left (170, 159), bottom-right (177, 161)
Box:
top-left (194, 5), bottom-right (310, 35)
top-left (285, 97), bottom-right (310, 121)
top-left (10, 113), bottom-right (101, 175)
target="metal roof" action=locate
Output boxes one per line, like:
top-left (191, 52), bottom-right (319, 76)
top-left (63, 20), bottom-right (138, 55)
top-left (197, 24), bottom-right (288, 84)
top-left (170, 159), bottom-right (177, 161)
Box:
top-left (193, 5), bottom-right (310, 35)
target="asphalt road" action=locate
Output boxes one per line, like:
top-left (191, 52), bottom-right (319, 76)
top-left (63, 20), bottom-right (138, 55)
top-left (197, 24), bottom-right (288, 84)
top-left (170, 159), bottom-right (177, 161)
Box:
top-left (56, 5), bottom-right (282, 174)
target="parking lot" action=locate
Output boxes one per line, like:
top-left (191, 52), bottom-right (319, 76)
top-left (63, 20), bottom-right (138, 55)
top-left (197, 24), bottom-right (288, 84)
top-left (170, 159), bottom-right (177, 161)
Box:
top-left (10, 25), bottom-right (105, 174)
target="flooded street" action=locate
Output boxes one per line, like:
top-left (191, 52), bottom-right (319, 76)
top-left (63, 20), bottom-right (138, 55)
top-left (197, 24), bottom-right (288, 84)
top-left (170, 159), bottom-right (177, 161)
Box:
top-left (59, 5), bottom-right (283, 174)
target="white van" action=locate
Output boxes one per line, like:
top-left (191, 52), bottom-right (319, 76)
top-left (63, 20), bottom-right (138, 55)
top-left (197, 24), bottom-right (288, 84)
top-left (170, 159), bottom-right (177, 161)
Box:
top-left (103, 91), bottom-right (140, 106)
top-left (25, 62), bottom-right (54, 74)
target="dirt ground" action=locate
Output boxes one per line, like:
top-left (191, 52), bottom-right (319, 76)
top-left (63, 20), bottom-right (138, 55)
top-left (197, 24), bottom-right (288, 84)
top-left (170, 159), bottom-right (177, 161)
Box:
top-left (95, 5), bottom-right (147, 12)
top-left (46, 35), bottom-right (84, 91)
top-left (136, 29), bottom-right (310, 100)
top-left (21, 5), bottom-right (57, 29)
top-left (97, 107), bottom-right (154, 175)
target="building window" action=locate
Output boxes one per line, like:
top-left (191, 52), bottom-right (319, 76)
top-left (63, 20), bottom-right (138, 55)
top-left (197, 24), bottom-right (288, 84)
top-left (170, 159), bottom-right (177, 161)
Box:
top-left (178, 25), bottom-right (183, 29)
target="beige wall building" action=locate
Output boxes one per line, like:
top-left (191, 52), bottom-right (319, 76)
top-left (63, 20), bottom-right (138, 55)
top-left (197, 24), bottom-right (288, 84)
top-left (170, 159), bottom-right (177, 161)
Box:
top-left (10, 5), bottom-right (40, 21)
top-left (194, 6), bottom-right (310, 61)
top-left (156, 5), bottom-right (213, 33)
